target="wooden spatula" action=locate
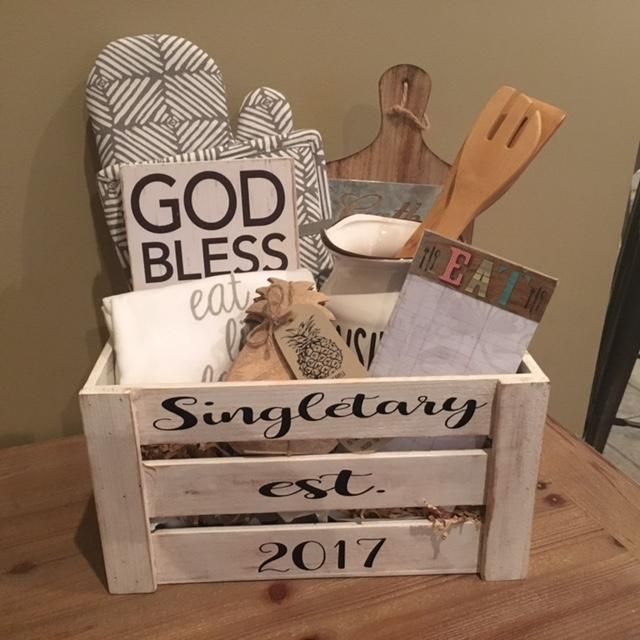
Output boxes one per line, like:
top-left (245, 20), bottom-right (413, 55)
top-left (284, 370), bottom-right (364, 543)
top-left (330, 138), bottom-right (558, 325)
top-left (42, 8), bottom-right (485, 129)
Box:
top-left (396, 87), bottom-right (534, 255)
top-left (424, 95), bottom-right (566, 237)
top-left (396, 87), bottom-right (544, 257)
top-left (433, 97), bottom-right (542, 240)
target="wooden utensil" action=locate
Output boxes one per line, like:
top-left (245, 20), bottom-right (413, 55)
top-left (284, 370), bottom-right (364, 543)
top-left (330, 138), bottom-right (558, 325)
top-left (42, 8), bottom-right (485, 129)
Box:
top-left (433, 99), bottom-right (542, 239)
top-left (396, 87), bottom-right (544, 257)
top-left (423, 94), bottom-right (566, 236)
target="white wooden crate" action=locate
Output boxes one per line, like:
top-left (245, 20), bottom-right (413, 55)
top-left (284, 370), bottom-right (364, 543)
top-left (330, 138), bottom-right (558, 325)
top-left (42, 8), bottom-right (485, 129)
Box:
top-left (79, 343), bottom-right (549, 594)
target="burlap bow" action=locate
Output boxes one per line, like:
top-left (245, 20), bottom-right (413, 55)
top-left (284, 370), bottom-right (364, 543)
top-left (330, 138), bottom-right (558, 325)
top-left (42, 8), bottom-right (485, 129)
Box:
top-left (245, 281), bottom-right (294, 353)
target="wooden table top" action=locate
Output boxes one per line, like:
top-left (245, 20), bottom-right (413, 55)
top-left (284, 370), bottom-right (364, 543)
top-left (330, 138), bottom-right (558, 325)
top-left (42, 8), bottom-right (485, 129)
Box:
top-left (2, 418), bottom-right (640, 639)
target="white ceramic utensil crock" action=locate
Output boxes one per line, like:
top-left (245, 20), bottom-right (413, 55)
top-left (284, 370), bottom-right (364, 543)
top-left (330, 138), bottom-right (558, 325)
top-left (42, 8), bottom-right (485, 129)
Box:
top-left (321, 214), bottom-right (418, 368)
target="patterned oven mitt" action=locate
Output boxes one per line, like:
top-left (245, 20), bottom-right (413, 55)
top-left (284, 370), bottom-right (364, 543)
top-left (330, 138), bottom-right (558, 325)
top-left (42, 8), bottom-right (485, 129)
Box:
top-left (236, 87), bottom-right (332, 282)
top-left (87, 34), bottom-right (333, 283)
top-left (236, 86), bottom-right (293, 139)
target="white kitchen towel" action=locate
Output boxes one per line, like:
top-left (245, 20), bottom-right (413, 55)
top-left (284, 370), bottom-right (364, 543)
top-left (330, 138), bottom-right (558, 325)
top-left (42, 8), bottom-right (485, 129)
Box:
top-left (103, 268), bottom-right (313, 385)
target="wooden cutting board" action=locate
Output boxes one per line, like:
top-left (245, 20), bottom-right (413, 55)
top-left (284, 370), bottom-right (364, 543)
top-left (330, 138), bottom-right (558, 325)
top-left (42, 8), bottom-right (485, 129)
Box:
top-left (327, 64), bottom-right (450, 185)
top-left (326, 64), bottom-right (475, 240)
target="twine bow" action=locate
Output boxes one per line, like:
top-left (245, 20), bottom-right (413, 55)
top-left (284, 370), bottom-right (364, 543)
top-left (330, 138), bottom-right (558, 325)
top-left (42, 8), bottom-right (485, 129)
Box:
top-left (245, 282), bottom-right (294, 353)
top-left (385, 80), bottom-right (431, 131)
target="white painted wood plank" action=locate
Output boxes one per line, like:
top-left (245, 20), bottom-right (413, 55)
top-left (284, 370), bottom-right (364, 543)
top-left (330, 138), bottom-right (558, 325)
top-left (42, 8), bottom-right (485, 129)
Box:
top-left (121, 158), bottom-right (300, 290)
top-left (79, 390), bottom-right (156, 593)
top-left (86, 345), bottom-right (539, 390)
top-left (520, 352), bottom-right (550, 382)
top-left (83, 343), bottom-right (116, 388)
top-left (153, 520), bottom-right (481, 583)
top-left (480, 377), bottom-right (548, 580)
top-left (132, 377), bottom-right (497, 444)
top-left (143, 449), bottom-right (488, 517)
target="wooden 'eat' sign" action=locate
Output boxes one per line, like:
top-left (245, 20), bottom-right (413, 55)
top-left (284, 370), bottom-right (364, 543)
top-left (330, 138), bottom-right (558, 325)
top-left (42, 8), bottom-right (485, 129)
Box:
top-left (121, 158), bottom-right (299, 290)
top-left (371, 232), bottom-right (557, 377)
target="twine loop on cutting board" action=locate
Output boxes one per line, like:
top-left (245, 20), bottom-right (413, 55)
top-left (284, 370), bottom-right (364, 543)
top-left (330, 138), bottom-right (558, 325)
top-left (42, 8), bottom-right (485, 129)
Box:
top-left (385, 80), bottom-right (431, 130)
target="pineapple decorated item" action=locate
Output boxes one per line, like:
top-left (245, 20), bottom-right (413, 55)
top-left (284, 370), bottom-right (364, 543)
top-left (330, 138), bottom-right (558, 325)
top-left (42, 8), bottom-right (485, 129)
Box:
top-left (284, 316), bottom-right (344, 379)
top-left (226, 279), bottom-right (335, 383)
top-left (278, 298), bottom-right (383, 456)
top-left (227, 278), bottom-right (350, 455)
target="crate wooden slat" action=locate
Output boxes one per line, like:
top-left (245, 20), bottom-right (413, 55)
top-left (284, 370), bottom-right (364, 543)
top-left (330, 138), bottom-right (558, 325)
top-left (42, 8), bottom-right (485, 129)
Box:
top-left (79, 390), bottom-right (156, 594)
top-left (153, 520), bottom-right (481, 583)
top-left (132, 377), bottom-right (497, 444)
top-left (143, 449), bottom-right (488, 517)
top-left (80, 343), bottom-right (550, 593)
top-left (480, 376), bottom-right (549, 580)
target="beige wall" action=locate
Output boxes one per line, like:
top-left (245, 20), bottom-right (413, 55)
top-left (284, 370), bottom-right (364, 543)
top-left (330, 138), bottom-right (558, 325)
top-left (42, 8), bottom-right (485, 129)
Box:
top-left (1, 0), bottom-right (638, 446)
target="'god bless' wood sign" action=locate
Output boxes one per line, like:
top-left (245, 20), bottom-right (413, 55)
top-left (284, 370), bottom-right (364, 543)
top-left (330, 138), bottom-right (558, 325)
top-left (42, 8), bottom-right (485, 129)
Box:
top-left (371, 232), bottom-right (557, 377)
top-left (121, 158), bottom-right (300, 289)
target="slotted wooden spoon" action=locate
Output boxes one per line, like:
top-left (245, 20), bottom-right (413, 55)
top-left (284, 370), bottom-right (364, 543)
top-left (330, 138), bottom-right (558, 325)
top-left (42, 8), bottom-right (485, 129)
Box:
top-left (422, 92), bottom-right (566, 237)
top-left (396, 87), bottom-right (544, 257)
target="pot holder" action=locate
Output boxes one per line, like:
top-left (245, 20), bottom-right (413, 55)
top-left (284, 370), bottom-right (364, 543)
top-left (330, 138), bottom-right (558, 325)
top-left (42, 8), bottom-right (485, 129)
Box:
top-left (95, 132), bottom-right (333, 282)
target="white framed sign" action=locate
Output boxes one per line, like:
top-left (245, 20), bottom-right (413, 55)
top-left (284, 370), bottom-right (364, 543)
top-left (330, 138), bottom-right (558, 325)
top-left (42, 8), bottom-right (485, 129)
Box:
top-left (121, 158), bottom-right (300, 289)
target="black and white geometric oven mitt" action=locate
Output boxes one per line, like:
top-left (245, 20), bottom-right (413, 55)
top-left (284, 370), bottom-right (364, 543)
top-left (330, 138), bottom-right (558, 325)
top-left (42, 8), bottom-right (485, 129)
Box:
top-left (237, 86), bottom-right (293, 139)
top-left (86, 34), bottom-right (332, 283)
top-left (236, 87), bottom-right (333, 281)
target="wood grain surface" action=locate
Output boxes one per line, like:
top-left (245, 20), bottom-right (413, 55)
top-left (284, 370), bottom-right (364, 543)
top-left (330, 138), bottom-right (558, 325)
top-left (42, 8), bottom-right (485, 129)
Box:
top-left (153, 520), bottom-right (481, 583)
top-left (130, 374), bottom-right (497, 444)
top-left (326, 63), bottom-right (476, 243)
top-left (2, 419), bottom-right (640, 639)
top-left (326, 64), bottom-right (450, 186)
top-left (410, 233), bottom-right (557, 321)
top-left (143, 449), bottom-right (488, 517)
